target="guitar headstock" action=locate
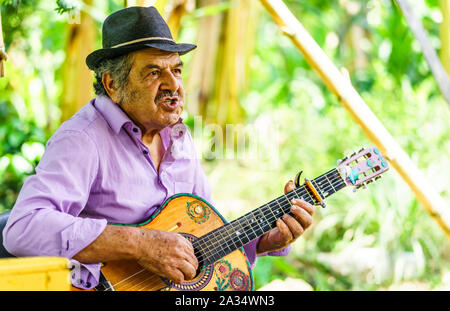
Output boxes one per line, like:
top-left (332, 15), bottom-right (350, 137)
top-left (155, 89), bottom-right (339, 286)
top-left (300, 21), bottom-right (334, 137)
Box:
top-left (337, 146), bottom-right (389, 190)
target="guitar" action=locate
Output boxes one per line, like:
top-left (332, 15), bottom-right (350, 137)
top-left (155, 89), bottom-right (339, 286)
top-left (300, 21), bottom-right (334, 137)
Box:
top-left (74, 146), bottom-right (389, 291)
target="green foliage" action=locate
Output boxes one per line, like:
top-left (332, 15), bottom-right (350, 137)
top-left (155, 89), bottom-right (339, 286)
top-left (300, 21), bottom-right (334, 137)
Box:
top-left (0, 0), bottom-right (449, 291)
top-left (54, 0), bottom-right (79, 15)
top-left (0, 98), bottom-right (47, 212)
top-left (203, 0), bottom-right (450, 290)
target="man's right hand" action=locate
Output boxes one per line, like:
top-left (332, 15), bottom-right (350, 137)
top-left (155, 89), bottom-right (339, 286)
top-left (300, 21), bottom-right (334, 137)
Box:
top-left (135, 229), bottom-right (198, 284)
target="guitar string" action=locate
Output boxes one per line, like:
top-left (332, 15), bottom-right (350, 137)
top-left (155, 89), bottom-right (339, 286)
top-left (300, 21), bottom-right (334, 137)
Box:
top-left (113, 269), bottom-right (163, 290)
top-left (118, 276), bottom-right (162, 291)
top-left (120, 273), bottom-right (161, 291)
top-left (190, 170), bottom-right (347, 264)
top-left (196, 169), bottom-right (343, 245)
top-left (194, 191), bottom-right (345, 263)
top-left (111, 268), bottom-right (148, 289)
top-left (190, 170), bottom-right (346, 262)
top-left (108, 169), bottom-right (349, 290)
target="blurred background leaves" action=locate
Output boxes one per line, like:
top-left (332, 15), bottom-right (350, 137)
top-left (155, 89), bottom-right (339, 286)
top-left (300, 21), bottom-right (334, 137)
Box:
top-left (0, 0), bottom-right (449, 290)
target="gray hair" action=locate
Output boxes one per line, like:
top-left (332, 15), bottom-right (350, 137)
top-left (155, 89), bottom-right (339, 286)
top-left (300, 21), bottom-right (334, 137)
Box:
top-left (92, 53), bottom-right (134, 97)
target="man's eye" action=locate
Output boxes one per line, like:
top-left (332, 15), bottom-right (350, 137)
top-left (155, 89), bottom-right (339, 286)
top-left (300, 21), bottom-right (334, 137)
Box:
top-left (151, 70), bottom-right (160, 76)
top-left (173, 68), bottom-right (182, 75)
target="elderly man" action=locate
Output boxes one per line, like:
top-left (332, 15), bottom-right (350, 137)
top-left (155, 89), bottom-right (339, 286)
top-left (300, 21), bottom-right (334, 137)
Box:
top-left (2, 6), bottom-right (314, 290)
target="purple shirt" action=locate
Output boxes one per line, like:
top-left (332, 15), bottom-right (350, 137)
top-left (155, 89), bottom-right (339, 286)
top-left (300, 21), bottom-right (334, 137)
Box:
top-left (3, 96), bottom-right (290, 289)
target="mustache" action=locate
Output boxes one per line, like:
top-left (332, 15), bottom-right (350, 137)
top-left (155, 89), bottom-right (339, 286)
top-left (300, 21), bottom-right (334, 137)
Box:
top-left (155, 90), bottom-right (180, 102)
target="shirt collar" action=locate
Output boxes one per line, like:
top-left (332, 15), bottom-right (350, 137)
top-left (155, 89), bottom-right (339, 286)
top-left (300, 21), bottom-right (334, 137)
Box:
top-left (94, 95), bottom-right (186, 137)
top-left (93, 95), bottom-right (132, 135)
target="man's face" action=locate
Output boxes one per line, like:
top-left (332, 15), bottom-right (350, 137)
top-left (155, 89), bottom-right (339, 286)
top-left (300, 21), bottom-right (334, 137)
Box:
top-left (115, 48), bottom-right (185, 133)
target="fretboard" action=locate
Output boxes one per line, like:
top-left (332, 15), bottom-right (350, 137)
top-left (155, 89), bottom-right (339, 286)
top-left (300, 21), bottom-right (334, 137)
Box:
top-left (192, 168), bottom-right (347, 267)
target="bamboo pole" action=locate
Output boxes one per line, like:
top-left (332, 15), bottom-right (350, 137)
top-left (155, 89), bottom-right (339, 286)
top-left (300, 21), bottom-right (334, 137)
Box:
top-left (441, 0), bottom-right (450, 75)
top-left (395, 0), bottom-right (450, 107)
top-left (0, 9), bottom-right (6, 78)
top-left (259, 0), bottom-right (450, 237)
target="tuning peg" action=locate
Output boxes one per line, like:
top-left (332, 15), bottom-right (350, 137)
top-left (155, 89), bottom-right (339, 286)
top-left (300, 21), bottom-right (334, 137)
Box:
top-left (375, 176), bottom-right (382, 181)
top-left (359, 147), bottom-right (365, 152)
top-left (338, 156), bottom-right (348, 164)
top-left (356, 182), bottom-right (366, 189)
top-left (354, 182), bottom-right (367, 190)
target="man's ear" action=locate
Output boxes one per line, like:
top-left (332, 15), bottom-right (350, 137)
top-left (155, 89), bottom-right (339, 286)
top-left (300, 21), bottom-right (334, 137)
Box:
top-left (102, 72), bottom-right (120, 103)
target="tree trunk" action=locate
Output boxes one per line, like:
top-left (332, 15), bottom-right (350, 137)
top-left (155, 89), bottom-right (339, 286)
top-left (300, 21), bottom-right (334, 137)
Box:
top-left (167, 0), bottom-right (194, 40)
top-left (186, 0), bottom-right (259, 126)
top-left (185, 0), bottom-right (223, 119)
top-left (60, 0), bottom-right (96, 123)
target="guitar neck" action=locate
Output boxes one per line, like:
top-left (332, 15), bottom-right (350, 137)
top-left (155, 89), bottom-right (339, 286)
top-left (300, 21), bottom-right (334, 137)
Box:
top-left (194, 168), bottom-right (347, 266)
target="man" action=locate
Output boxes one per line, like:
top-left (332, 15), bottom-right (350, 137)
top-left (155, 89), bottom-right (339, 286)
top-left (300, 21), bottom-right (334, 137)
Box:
top-left (2, 6), bottom-right (314, 290)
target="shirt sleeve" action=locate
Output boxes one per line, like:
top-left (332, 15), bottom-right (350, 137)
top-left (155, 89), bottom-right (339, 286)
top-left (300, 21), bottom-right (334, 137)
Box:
top-left (2, 129), bottom-right (107, 288)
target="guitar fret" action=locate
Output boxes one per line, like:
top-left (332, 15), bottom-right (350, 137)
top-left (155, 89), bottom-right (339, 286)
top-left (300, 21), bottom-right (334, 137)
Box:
top-left (323, 173), bottom-right (336, 197)
top-left (261, 204), bottom-right (276, 227)
top-left (251, 210), bottom-right (265, 237)
top-left (282, 193), bottom-right (291, 206)
top-left (242, 214), bottom-right (258, 242)
top-left (216, 227), bottom-right (232, 255)
top-left (232, 220), bottom-right (249, 247)
top-left (200, 232), bottom-right (221, 263)
top-left (312, 179), bottom-right (325, 200)
top-left (239, 217), bottom-right (256, 245)
top-left (298, 186), bottom-right (315, 205)
top-left (268, 202), bottom-right (281, 222)
top-left (224, 224), bottom-right (239, 250)
top-left (258, 208), bottom-right (271, 232)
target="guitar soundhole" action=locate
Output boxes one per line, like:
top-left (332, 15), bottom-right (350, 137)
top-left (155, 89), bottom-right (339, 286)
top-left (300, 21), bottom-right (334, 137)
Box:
top-left (161, 232), bottom-right (214, 291)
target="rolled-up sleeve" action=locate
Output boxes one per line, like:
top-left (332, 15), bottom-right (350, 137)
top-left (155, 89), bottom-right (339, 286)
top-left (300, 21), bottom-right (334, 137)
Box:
top-left (2, 129), bottom-right (107, 263)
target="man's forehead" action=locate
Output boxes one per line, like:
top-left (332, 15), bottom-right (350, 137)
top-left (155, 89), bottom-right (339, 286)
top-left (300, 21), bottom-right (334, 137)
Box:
top-left (131, 48), bottom-right (181, 65)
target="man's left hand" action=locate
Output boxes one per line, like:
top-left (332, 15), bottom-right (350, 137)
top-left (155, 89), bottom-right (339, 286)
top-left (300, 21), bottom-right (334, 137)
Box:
top-left (256, 180), bottom-right (314, 254)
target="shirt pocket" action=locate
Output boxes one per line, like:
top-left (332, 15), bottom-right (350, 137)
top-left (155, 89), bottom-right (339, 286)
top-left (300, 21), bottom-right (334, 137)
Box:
top-left (174, 181), bottom-right (194, 194)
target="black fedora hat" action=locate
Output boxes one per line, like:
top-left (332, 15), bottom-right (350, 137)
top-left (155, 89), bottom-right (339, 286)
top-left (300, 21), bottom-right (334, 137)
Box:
top-left (86, 6), bottom-right (196, 69)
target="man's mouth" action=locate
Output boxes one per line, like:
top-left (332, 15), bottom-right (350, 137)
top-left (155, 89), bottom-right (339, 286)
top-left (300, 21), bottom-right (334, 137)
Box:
top-left (155, 92), bottom-right (181, 111)
top-left (159, 97), bottom-right (179, 110)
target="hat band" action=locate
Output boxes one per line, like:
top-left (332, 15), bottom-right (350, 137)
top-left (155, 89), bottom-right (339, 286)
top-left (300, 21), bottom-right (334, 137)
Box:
top-left (111, 37), bottom-right (175, 48)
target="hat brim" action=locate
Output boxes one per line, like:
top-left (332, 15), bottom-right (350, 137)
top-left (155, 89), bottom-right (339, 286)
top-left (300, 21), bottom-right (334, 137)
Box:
top-left (86, 41), bottom-right (196, 70)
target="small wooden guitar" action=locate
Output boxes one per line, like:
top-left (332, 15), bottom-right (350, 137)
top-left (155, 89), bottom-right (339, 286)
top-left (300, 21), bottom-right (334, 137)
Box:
top-left (75, 146), bottom-right (389, 291)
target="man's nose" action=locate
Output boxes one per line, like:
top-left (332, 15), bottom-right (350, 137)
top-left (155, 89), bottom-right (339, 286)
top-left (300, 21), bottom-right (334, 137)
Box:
top-left (160, 70), bottom-right (180, 93)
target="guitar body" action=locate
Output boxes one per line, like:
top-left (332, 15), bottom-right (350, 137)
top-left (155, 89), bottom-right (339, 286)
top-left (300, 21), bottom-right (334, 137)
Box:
top-left (77, 194), bottom-right (254, 291)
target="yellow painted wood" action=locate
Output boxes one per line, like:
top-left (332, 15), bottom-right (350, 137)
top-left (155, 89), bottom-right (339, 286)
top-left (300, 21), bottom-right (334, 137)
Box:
top-left (259, 0), bottom-right (450, 238)
top-left (0, 257), bottom-right (70, 291)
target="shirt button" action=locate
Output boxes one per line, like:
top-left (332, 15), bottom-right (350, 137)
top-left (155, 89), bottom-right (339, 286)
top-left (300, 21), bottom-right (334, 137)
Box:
top-left (133, 128), bottom-right (138, 133)
top-left (143, 150), bottom-right (148, 155)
